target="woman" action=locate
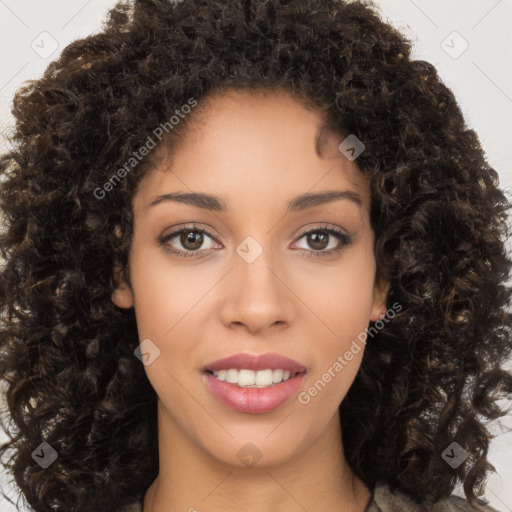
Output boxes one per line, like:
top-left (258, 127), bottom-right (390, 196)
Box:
top-left (0, 1), bottom-right (510, 511)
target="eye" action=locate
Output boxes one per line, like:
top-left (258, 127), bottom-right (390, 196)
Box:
top-left (159, 224), bottom-right (220, 258)
top-left (292, 224), bottom-right (354, 257)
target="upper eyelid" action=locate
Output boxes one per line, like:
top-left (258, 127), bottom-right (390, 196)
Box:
top-left (160, 224), bottom-right (219, 242)
top-left (295, 223), bottom-right (349, 237)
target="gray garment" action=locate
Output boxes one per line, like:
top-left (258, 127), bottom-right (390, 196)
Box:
top-left (122, 481), bottom-right (501, 512)
top-left (365, 482), bottom-right (500, 512)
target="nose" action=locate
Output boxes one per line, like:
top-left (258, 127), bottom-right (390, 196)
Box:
top-left (219, 244), bottom-right (295, 335)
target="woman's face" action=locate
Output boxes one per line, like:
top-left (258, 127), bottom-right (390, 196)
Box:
top-left (112, 90), bottom-right (388, 468)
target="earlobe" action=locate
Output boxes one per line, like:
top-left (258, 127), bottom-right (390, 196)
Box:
top-left (111, 266), bottom-right (134, 309)
top-left (370, 278), bottom-right (390, 322)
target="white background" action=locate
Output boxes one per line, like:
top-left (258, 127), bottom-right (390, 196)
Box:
top-left (0, 1), bottom-right (511, 511)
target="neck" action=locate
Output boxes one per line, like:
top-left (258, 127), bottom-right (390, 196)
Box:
top-left (143, 400), bottom-right (371, 512)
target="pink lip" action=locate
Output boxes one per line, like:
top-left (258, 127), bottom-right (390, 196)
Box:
top-left (202, 353), bottom-right (307, 414)
top-left (203, 372), bottom-right (306, 413)
top-left (203, 352), bottom-right (307, 373)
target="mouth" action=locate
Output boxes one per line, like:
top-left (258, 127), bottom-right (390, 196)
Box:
top-left (201, 353), bottom-right (308, 413)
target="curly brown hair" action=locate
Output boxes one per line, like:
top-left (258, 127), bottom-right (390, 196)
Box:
top-left (0, 0), bottom-right (511, 511)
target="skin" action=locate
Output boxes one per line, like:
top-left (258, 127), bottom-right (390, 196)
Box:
top-left (112, 89), bottom-right (389, 512)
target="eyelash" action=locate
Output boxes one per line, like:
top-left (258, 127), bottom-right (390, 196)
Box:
top-left (159, 223), bottom-right (354, 259)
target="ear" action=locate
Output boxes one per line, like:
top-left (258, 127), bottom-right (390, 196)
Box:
top-left (369, 277), bottom-right (389, 322)
top-left (111, 265), bottom-right (134, 309)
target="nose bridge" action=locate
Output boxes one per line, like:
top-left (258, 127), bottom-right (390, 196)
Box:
top-left (220, 231), bottom-right (292, 333)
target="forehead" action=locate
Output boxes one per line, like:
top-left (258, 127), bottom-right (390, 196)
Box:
top-left (134, 89), bottom-right (371, 212)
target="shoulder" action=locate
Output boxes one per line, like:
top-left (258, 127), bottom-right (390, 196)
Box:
top-left (367, 481), bottom-right (501, 512)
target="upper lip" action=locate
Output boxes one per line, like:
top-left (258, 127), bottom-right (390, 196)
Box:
top-left (203, 353), bottom-right (307, 373)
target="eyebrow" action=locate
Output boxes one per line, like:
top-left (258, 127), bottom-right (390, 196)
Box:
top-left (148, 189), bottom-right (362, 212)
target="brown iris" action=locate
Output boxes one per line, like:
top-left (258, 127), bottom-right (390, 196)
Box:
top-left (181, 230), bottom-right (204, 250)
top-left (306, 231), bottom-right (329, 251)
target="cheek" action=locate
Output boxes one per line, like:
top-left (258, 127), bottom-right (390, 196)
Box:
top-left (128, 242), bottom-right (204, 339)
top-left (297, 245), bottom-right (376, 343)
top-left (126, 246), bottom-right (201, 391)
top-left (297, 249), bottom-right (375, 410)
top-left (127, 250), bottom-right (204, 430)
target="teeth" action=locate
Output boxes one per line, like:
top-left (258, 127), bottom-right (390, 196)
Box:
top-left (256, 369), bottom-right (273, 386)
top-left (212, 368), bottom-right (296, 387)
top-left (272, 369), bottom-right (283, 383)
top-left (238, 369), bottom-right (256, 386)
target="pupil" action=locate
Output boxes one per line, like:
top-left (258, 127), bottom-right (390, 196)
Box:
top-left (182, 231), bottom-right (203, 250)
top-left (309, 232), bottom-right (328, 250)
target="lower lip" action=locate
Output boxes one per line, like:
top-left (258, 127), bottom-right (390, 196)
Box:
top-left (203, 371), bottom-right (306, 413)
